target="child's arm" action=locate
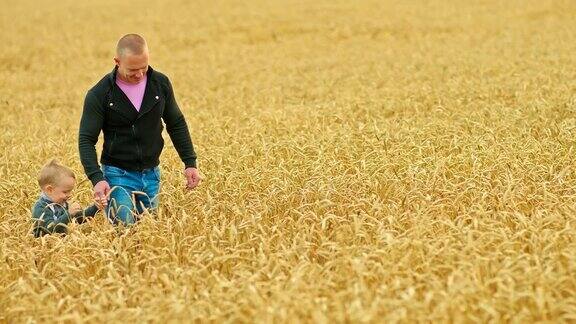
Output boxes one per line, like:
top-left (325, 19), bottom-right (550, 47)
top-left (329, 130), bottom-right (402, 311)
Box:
top-left (70, 204), bottom-right (100, 224)
top-left (84, 204), bottom-right (100, 217)
top-left (32, 206), bottom-right (56, 237)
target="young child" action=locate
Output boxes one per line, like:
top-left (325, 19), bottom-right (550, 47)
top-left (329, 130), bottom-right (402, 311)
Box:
top-left (31, 159), bottom-right (100, 237)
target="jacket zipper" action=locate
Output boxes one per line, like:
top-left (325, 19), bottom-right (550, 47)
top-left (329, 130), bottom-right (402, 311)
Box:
top-left (132, 125), bottom-right (142, 169)
top-left (131, 87), bottom-right (160, 170)
top-left (108, 132), bottom-right (116, 155)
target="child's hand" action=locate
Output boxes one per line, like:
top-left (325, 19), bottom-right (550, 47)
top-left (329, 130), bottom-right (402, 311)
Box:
top-left (68, 202), bottom-right (82, 215)
top-left (94, 200), bottom-right (104, 210)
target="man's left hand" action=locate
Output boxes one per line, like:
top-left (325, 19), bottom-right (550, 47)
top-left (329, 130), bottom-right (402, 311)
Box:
top-left (184, 167), bottom-right (202, 190)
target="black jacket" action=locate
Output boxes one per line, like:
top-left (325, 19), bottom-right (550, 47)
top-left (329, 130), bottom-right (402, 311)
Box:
top-left (79, 66), bottom-right (197, 186)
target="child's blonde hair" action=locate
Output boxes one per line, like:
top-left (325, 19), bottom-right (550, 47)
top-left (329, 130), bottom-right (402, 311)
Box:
top-left (38, 159), bottom-right (76, 188)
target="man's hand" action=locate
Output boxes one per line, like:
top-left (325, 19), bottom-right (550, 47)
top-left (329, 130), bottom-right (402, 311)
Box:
top-left (94, 180), bottom-right (111, 207)
top-left (68, 202), bottom-right (82, 215)
top-left (184, 167), bottom-right (202, 190)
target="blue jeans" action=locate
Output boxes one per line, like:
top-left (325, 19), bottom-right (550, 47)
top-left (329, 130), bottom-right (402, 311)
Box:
top-left (102, 164), bottom-right (161, 225)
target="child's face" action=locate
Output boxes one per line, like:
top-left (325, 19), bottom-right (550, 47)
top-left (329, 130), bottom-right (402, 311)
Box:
top-left (44, 176), bottom-right (75, 204)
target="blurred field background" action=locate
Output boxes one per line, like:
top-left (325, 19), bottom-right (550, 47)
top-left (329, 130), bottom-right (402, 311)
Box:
top-left (1, 0), bottom-right (576, 322)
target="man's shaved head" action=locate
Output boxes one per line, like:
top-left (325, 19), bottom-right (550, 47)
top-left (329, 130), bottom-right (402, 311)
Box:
top-left (116, 34), bottom-right (148, 57)
top-left (114, 33), bottom-right (150, 84)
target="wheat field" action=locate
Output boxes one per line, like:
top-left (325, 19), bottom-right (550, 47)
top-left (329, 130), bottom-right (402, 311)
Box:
top-left (1, 0), bottom-right (576, 322)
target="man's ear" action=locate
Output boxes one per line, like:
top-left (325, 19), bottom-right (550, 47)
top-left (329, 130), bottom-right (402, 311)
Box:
top-left (113, 56), bottom-right (120, 66)
top-left (45, 185), bottom-right (54, 194)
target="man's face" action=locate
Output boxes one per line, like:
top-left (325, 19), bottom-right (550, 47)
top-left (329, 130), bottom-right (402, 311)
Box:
top-left (114, 50), bottom-right (149, 84)
top-left (45, 176), bottom-right (76, 204)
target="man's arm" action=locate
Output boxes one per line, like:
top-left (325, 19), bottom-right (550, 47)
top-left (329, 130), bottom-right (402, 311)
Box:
top-left (162, 77), bottom-right (197, 169)
top-left (79, 92), bottom-right (105, 186)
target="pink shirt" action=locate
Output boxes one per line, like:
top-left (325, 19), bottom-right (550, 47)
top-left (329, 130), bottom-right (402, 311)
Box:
top-left (116, 75), bottom-right (147, 112)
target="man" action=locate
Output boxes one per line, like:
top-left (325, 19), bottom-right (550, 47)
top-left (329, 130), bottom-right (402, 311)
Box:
top-left (79, 34), bottom-right (201, 225)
